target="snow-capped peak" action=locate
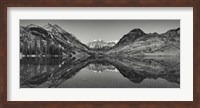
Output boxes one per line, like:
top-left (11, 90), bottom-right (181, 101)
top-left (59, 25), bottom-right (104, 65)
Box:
top-left (107, 40), bottom-right (119, 44)
top-left (87, 39), bottom-right (117, 48)
top-left (109, 40), bottom-right (119, 43)
top-left (114, 40), bottom-right (119, 43)
top-left (93, 39), bottom-right (103, 42)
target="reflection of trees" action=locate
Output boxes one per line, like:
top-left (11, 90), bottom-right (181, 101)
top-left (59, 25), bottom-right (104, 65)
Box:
top-left (20, 56), bottom-right (180, 88)
top-left (20, 57), bottom-right (89, 88)
top-left (20, 57), bottom-right (64, 87)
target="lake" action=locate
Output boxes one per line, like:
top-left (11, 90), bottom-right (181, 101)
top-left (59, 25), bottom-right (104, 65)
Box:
top-left (20, 56), bottom-right (180, 88)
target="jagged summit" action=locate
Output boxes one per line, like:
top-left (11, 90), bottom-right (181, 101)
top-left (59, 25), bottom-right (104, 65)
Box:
top-left (26, 24), bottom-right (43, 29)
top-left (43, 23), bottom-right (53, 28)
top-left (87, 39), bottom-right (107, 48)
top-left (43, 23), bottom-right (56, 32)
top-left (93, 39), bottom-right (104, 42)
top-left (87, 39), bottom-right (117, 49)
top-left (130, 28), bottom-right (146, 35)
top-left (166, 27), bottom-right (180, 33)
top-left (43, 23), bottom-right (68, 34)
top-left (114, 28), bottom-right (146, 47)
top-left (108, 40), bottom-right (119, 43)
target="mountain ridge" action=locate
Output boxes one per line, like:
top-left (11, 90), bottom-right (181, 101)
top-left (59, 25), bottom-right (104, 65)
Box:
top-left (20, 24), bottom-right (92, 59)
top-left (108, 27), bottom-right (180, 57)
top-left (20, 24), bottom-right (180, 58)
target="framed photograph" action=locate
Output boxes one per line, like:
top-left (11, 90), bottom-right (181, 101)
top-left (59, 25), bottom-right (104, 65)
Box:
top-left (0, 0), bottom-right (199, 107)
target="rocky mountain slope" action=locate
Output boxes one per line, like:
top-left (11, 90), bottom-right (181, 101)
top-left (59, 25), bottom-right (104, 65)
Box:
top-left (20, 24), bottom-right (180, 58)
top-left (107, 28), bottom-right (180, 57)
top-left (20, 24), bottom-right (92, 59)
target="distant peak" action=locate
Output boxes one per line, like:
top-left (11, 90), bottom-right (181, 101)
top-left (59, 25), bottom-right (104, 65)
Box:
top-left (47, 23), bottom-right (53, 26)
top-left (130, 28), bottom-right (145, 34)
top-left (114, 40), bottom-right (119, 43)
top-left (166, 27), bottom-right (180, 33)
top-left (93, 39), bottom-right (104, 42)
top-left (44, 23), bottom-right (68, 34)
top-left (26, 24), bottom-right (41, 28)
top-left (44, 23), bottom-right (53, 28)
top-left (53, 24), bottom-right (59, 27)
top-left (108, 40), bottom-right (119, 43)
top-left (44, 23), bottom-right (60, 28)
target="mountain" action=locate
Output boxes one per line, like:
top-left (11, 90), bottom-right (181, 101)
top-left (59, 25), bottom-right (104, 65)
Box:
top-left (108, 28), bottom-right (180, 57)
top-left (20, 24), bottom-right (180, 59)
top-left (107, 41), bottom-right (118, 47)
top-left (20, 24), bottom-right (92, 59)
top-left (114, 28), bottom-right (146, 47)
top-left (87, 39), bottom-right (117, 51)
top-left (87, 39), bottom-right (107, 48)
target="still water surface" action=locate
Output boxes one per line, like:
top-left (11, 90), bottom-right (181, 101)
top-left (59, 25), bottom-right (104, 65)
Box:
top-left (20, 57), bottom-right (180, 88)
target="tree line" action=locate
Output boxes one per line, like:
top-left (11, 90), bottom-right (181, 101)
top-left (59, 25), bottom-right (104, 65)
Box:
top-left (20, 37), bottom-right (63, 57)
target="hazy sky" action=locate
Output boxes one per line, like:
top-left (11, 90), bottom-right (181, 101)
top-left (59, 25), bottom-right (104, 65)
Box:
top-left (20, 20), bottom-right (180, 44)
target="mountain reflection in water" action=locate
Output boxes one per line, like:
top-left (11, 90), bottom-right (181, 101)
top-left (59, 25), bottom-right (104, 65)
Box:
top-left (20, 56), bottom-right (180, 88)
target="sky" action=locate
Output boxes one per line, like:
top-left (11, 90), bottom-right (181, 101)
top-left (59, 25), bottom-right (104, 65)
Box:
top-left (20, 20), bottom-right (180, 44)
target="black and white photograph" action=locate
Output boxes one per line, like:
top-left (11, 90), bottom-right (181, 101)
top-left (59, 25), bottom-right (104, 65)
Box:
top-left (20, 20), bottom-right (180, 88)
